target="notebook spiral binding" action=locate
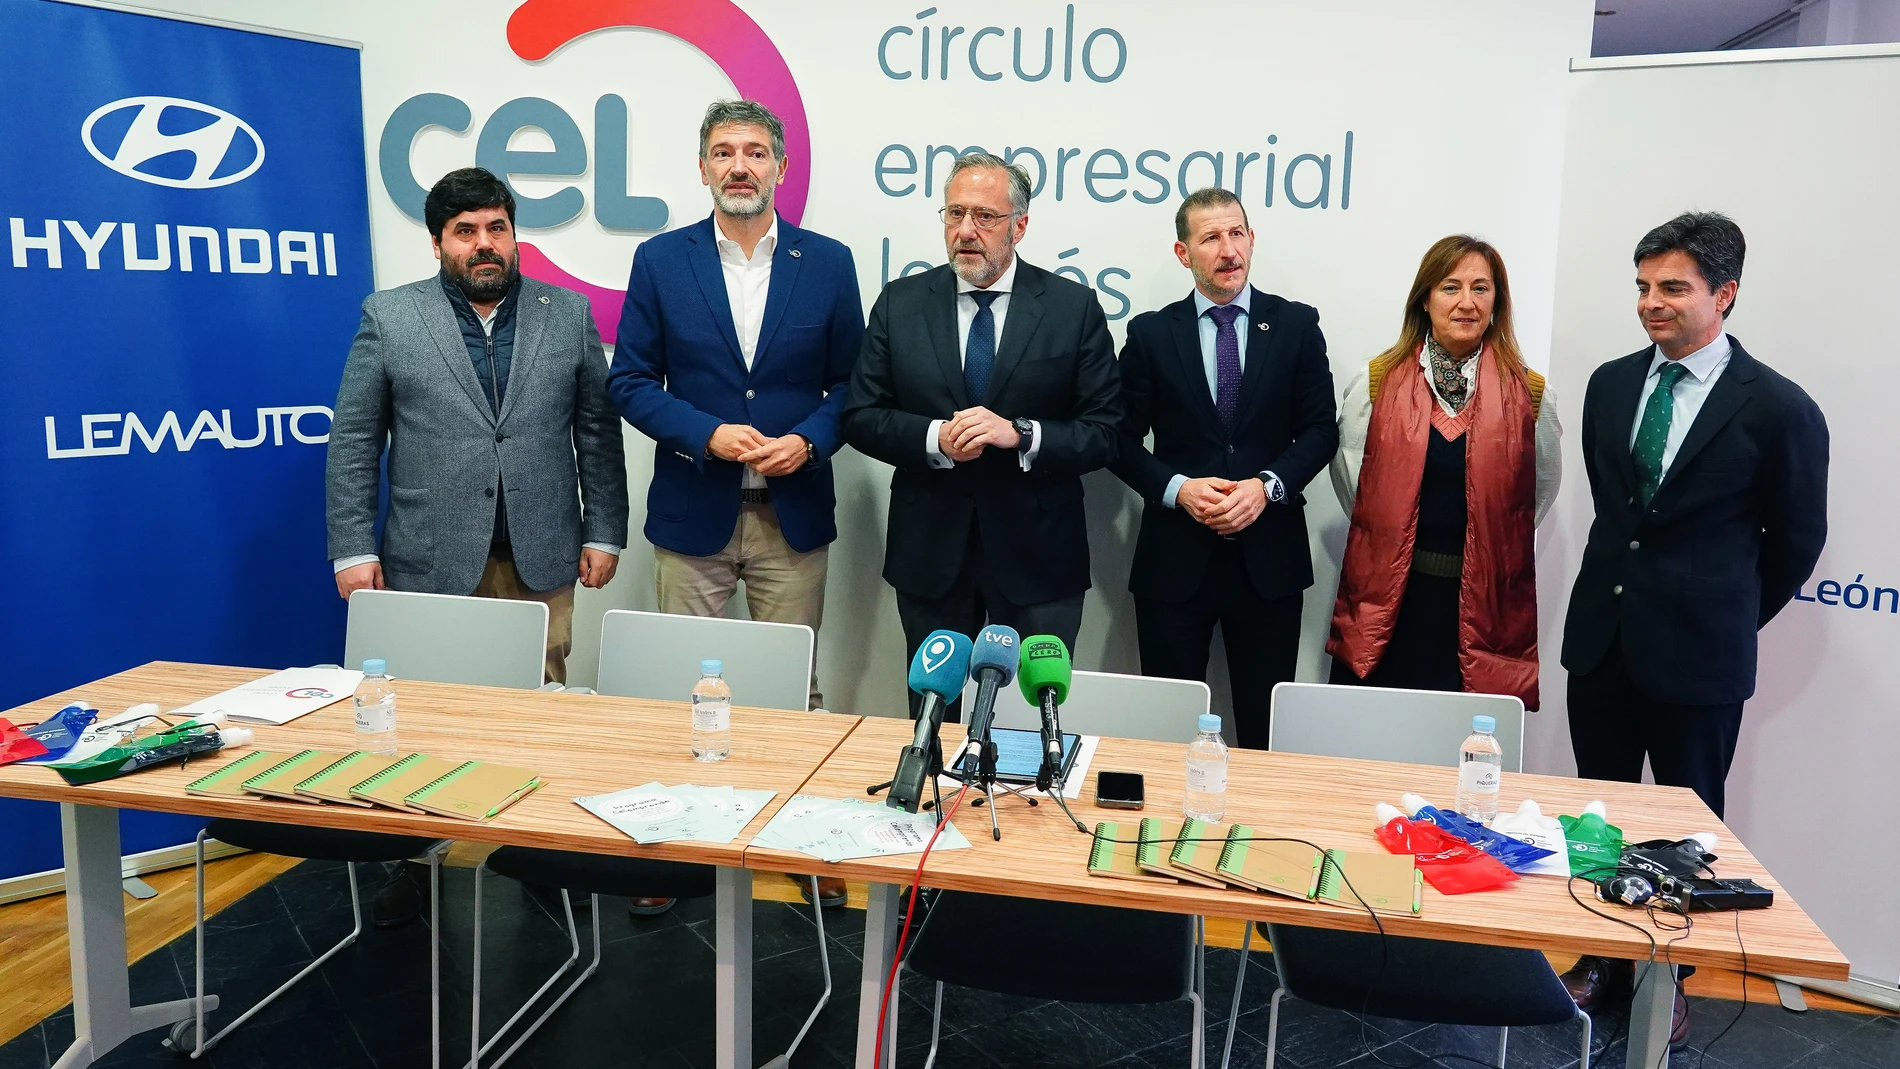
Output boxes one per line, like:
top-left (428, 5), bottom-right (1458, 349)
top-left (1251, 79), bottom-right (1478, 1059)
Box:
top-left (405, 761), bottom-right (476, 801)
top-left (239, 749), bottom-right (319, 788)
top-left (351, 752), bottom-right (424, 787)
top-left (185, 749), bottom-right (271, 790)
top-left (1088, 824), bottom-right (1116, 869)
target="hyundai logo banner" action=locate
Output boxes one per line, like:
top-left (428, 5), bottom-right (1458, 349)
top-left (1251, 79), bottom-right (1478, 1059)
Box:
top-left (0, 2), bottom-right (373, 879)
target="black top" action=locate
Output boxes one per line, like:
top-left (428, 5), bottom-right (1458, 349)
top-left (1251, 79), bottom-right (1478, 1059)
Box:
top-left (1415, 428), bottom-right (1468, 557)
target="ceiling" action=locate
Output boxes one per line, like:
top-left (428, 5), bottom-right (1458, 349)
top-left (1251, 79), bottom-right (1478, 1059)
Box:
top-left (1590, 0), bottom-right (1800, 56)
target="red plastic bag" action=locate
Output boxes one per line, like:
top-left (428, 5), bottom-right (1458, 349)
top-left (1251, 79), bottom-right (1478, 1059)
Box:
top-left (1376, 817), bottom-right (1519, 894)
top-left (0, 719), bottom-right (50, 766)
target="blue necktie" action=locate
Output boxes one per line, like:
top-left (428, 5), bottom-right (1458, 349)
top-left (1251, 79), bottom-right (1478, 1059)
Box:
top-left (964, 290), bottom-right (1000, 404)
top-left (1208, 304), bottom-right (1243, 433)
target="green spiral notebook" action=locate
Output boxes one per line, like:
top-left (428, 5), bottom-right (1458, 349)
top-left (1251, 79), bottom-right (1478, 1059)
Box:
top-left (241, 750), bottom-right (346, 803)
top-left (403, 760), bottom-right (543, 821)
top-left (1139, 818), bottom-right (1219, 887)
top-left (1215, 825), bottom-right (1323, 900)
top-left (1087, 821), bottom-right (1174, 883)
top-left (294, 751), bottom-right (394, 806)
top-left (184, 751), bottom-right (287, 798)
top-left (1317, 849), bottom-right (1423, 917)
top-left (348, 753), bottom-right (459, 812)
top-left (1167, 817), bottom-right (1237, 886)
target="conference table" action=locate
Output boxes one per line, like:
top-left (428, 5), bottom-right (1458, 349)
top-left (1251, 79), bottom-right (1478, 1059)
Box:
top-left (1, 665), bottom-right (1852, 1069)
top-left (749, 716), bottom-right (1852, 1069)
top-left (0, 662), bottom-right (861, 1069)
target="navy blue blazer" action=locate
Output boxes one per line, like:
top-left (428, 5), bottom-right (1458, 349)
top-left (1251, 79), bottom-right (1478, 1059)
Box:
top-left (1111, 289), bottom-right (1336, 603)
top-left (1561, 339), bottom-right (1829, 705)
top-left (607, 214), bottom-right (865, 556)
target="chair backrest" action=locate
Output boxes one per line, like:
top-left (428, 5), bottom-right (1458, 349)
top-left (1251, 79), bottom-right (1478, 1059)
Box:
top-left (595, 609), bottom-right (812, 711)
top-left (962, 669), bottom-right (1210, 743)
top-left (1267, 682), bottom-right (1524, 772)
top-left (343, 589), bottom-right (548, 690)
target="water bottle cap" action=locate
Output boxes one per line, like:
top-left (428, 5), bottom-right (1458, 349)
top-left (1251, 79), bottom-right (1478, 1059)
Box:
top-left (1197, 713), bottom-right (1221, 735)
top-left (701, 659), bottom-right (723, 676)
top-left (1472, 714), bottom-right (1496, 733)
top-left (362, 659), bottom-right (386, 675)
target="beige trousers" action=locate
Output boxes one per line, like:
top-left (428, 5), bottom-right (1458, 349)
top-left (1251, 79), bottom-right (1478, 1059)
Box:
top-left (473, 552), bottom-right (575, 685)
top-left (653, 503), bottom-right (828, 709)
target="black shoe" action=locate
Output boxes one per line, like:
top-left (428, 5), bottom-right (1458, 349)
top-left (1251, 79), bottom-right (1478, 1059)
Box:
top-left (627, 896), bottom-right (676, 917)
top-left (370, 864), bottom-right (423, 928)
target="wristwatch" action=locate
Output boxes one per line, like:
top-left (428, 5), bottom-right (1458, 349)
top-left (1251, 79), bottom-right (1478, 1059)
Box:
top-left (799, 435), bottom-right (816, 466)
top-left (1256, 470), bottom-right (1285, 503)
top-left (1011, 417), bottom-right (1035, 450)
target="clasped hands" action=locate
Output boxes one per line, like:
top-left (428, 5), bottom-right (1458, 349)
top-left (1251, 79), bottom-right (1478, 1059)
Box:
top-left (708, 424), bottom-right (809, 476)
top-left (1177, 476), bottom-right (1267, 535)
top-left (937, 406), bottom-right (1018, 462)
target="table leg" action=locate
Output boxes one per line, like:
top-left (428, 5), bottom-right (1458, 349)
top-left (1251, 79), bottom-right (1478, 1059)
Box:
top-left (51, 804), bottom-right (213, 1069)
top-left (715, 867), bottom-right (753, 1069)
top-left (854, 883), bottom-right (901, 1069)
top-left (1625, 958), bottom-right (1676, 1069)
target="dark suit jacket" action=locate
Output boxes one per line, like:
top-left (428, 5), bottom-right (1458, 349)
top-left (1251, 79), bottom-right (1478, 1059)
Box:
top-left (1562, 338), bottom-right (1829, 705)
top-left (841, 260), bottom-right (1122, 605)
top-left (606, 215), bottom-right (864, 556)
top-left (1111, 289), bottom-right (1337, 602)
top-left (326, 276), bottom-right (629, 596)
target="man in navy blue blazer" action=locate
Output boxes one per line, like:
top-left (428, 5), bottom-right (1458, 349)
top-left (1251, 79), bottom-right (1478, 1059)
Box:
top-left (607, 99), bottom-right (863, 708)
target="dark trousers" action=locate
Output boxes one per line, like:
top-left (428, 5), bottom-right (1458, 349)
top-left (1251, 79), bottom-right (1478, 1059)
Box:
top-left (1328, 571), bottom-right (1462, 693)
top-left (1134, 540), bottom-right (1303, 750)
top-left (895, 534), bottom-right (1084, 724)
top-left (1566, 636), bottom-right (1744, 819)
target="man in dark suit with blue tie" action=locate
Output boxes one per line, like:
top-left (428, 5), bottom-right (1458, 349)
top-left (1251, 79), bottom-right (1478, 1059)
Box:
top-left (608, 100), bottom-right (863, 712)
top-left (843, 153), bottom-right (1121, 712)
top-left (1111, 188), bottom-right (1337, 749)
top-left (1559, 212), bottom-right (1828, 1041)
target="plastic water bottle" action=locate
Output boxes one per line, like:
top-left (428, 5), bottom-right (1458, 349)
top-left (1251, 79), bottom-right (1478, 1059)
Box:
top-left (352, 659), bottom-right (397, 756)
top-left (1183, 713), bottom-right (1229, 822)
top-left (691, 659), bottom-right (732, 761)
top-left (1453, 714), bottom-right (1503, 822)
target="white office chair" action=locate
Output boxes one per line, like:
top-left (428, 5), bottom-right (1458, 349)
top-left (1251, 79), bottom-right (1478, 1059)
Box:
top-left (594, 609), bottom-right (813, 711)
top-left (1267, 681), bottom-right (1525, 772)
top-left (466, 610), bottom-right (827, 1069)
top-left (179, 592), bottom-right (548, 1063)
top-left (343, 589), bottom-right (550, 689)
top-left (909, 670), bottom-right (1213, 1068)
top-left (965, 668), bottom-right (1211, 743)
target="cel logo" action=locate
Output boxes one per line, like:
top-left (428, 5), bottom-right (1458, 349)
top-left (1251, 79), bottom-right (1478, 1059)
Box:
top-left (378, 0), bottom-right (811, 338)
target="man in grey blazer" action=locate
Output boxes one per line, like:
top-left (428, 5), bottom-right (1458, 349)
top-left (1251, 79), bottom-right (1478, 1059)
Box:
top-left (327, 168), bottom-right (628, 686)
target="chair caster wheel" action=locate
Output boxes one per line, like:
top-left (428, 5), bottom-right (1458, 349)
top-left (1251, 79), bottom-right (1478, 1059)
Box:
top-left (163, 1017), bottom-right (199, 1056)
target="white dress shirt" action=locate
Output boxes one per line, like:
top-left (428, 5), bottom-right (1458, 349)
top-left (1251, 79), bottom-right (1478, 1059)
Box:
top-left (1159, 284), bottom-right (1285, 508)
top-left (1328, 338), bottom-right (1564, 527)
top-left (715, 215), bottom-right (778, 490)
top-left (1627, 332), bottom-right (1732, 481)
top-left (923, 255), bottom-right (1041, 471)
top-left (333, 302), bottom-right (620, 574)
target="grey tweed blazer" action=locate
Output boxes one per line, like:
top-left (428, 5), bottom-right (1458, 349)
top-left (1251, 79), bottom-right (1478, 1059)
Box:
top-left (325, 275), bottom-right (629, 595)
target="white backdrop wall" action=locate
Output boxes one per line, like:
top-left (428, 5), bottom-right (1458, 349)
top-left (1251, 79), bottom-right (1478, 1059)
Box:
top-left (123, 0), bottom-right (1592, 724)
top-left (1541, 48), bottom-right (1900, 986)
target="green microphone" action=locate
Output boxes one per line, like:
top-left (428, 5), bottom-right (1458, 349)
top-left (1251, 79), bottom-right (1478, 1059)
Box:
top-left (1018, 636), bottom-right (1072, 791)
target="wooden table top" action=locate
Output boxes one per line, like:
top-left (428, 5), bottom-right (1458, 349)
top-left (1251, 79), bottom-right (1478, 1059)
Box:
top-left (0, 662), bottom-right (861, 869)
top-left (745, 716), bottom-right (1851, 979)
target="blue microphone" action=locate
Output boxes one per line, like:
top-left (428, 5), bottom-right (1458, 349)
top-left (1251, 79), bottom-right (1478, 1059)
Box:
top-left (959, 625), bottom-right (1020, 776)
top-left (887, 630), bottom-right (972, 812)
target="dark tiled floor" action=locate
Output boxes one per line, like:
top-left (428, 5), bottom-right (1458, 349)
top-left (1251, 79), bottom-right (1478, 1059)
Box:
top-left (4, 860), bottom-right (1894, 1069)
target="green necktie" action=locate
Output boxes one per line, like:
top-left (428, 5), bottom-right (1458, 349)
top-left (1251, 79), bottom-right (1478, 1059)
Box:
top-left (1632, 361), bottom-right (1691, 506)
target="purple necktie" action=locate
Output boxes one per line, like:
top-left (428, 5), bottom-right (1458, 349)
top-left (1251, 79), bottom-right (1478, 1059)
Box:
top-left (1208, 304), bottom-right (1243, 433)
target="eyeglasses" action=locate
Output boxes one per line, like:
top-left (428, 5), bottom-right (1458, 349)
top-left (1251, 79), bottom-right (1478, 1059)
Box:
top-left (939, 205), bottom-right (1014, 230)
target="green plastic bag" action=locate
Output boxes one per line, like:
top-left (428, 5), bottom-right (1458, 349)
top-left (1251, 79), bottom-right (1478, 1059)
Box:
top-left (1557, 801), bottom-right (1624, 879)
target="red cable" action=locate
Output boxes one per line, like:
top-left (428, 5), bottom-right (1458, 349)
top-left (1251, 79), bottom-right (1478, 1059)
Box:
top-left (872, 781), bottom-right (972, 1065)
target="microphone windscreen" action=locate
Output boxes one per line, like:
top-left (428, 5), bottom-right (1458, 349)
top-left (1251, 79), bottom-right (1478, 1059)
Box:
top-left (1017, 635), bottom-right (1071, 705)
top-left (907, 630), bottom-right (972, 702)
top-left (968, 625), bottom-right (1020, 684)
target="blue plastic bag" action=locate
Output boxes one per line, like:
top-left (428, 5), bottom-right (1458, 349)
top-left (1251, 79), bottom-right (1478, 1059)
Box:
top-left (19, 703), bottom-right (99, 763)
top-left (1401, 792), bottom-right (1557, 873)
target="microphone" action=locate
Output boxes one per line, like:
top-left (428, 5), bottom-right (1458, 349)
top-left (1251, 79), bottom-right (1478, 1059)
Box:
top-left (885, 630), bottom-right (972, 813)
top-left (1017, 635), bottom-right (1072, 791)
top-left (958, 625), bottom-right (1019, 779)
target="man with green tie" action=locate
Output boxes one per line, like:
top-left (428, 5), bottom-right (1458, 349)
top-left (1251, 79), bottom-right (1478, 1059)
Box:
top-left (1558, 212), bottom-right (1829, 1037)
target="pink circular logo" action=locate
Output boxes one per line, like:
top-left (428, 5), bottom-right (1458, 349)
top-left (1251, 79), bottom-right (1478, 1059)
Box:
top-left (506, 0), bottom-right (811, 337)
